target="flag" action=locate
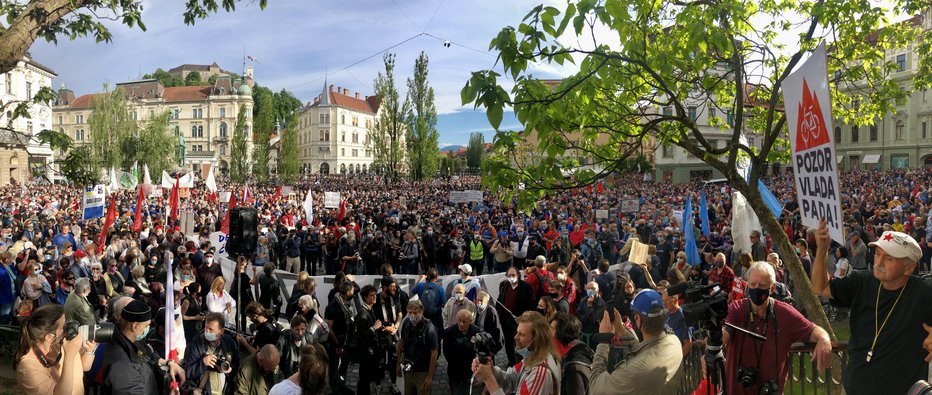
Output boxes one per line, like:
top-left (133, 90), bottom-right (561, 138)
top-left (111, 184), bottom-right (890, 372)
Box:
top-left (133, 161), bottom-right (139, 182)
top-left (131, 185), bottom-right (146, 232)
top-left (912, 183), bottom-right (920, 199)
top-left (244, 185), bottom-right (252, 204)
top-left (737, 134), bottom-right (751, 181)
top-left (683, 198), bottom-right (701, 266)
top-left (205, 167), bottom-right (217, 193)
top-left (164, 257), bottom-right (178, 364)
top-left (247, 55), bottom-right (259, 63)
top-left (273, 185), bottom-right (281, 201)
top-left (597, 181), bottom-right (604, 194)
top-left (220, 191), bottom-right (238, 234)
top-left (303, 189), bottom-right (314, 223)
top-left (700, 190), bottom-right (710, 237)
top-left (586, 184), bottom-right (593, 194)
top-left (20, 179), bottom-right (25, 196)
top-left (98, 196), bottom-right (117, 248)
top-left (338, 200), bottom-right (346, 222)
top-left (109, 167), bottom-right (120, 191)
top-left (757, 179), bottom-right (784, 218)
top-left (170, 176), bottom-right (179, 222)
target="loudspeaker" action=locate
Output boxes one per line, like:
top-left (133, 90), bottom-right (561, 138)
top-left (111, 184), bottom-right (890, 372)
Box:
top-left (227, 207), bottom-right (258, 257)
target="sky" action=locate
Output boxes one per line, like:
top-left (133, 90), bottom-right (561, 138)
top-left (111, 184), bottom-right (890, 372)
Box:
top-left (29, 0), bottom-right (562, 146)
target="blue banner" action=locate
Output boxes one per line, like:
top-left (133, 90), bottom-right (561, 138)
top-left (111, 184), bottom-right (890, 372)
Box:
top-left (82, 185), bottom-right (105, 220)
top-left (683, 198), bottom-right (701, 266)
top-left (700, 190), bottom-right (710, 237)
top-left (758, 180), bottom-right (784, 218)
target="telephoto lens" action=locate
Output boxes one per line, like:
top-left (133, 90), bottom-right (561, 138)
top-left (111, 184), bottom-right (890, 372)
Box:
top-left (65, 321), bottom-right (115, 343)
top-left (907, 380), bottom-right (932, 395)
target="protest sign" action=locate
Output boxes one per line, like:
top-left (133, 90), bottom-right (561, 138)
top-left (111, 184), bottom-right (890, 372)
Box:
top-left (621, 198), bottom-right (640, 213)
top-left (784, 43), bottom-right (844, 244)
top-left (596, 209), bottom-right (609, 219)
top-left (629, 240), bottom-right (649, 265)
top-left (324, 192), bottom-right (341, 209)
top-left (449, 190), bottom-right (484, 204)
top-left (82, 185), bottom-right (106, 220)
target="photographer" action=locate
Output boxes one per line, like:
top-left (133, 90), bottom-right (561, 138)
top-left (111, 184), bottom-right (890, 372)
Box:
top-left (182, 312), bottom-right (240, 395)
top-left (589, 290), bottom-right (681, 394)
top-left (351, 284), bottom-right (389, 395)
top-left (238, 302), bottom-right (282, 354)
top-left (324, 281), bottom-right (356, 391)
top-left (16, 304), bottom-right (97, 395)
top-left (810, 220), bottom-right (932, 394)
top-left (471, 311), bottom-right (559, 395)
top-left (396, 299), bottom-right (439, 395)
top-left (374, 276), bottom-right (403, 391)
top-left (442, 309), bottom-right (480, 395)
top-left (723, 261), bottom-right (832, 395)
top-left (103, 299), bottom-right (185, 395)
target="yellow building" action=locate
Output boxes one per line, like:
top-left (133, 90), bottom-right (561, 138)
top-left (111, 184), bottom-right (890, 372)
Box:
top-left (296, 81), bottom-right (380, 175)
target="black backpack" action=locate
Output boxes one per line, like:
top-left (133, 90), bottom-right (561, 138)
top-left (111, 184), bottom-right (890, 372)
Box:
top-left (420, 283), bottom-right (441, 316)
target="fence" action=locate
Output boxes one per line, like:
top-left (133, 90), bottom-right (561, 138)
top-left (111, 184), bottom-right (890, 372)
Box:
top-left (677, 341), bottom-right (849, 394)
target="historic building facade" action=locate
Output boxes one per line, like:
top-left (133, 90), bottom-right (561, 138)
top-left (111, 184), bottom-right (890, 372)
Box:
top-left (296, 82), bottom-right (379, 175)
top-left (53, 75), bottom-right (254, 177)
top-left (0, 53), bottom-right (57, 185)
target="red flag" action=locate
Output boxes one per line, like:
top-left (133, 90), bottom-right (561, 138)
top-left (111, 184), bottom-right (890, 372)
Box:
top-left (273, 185), bottom-right (281, 201)
top-left (220, 191), bottom-right (238, 235)
top-left (338, 200), bottom-right (346, 222)
top-left (131, 186), bottom-right (146, 232)
top-left (98, 197), bottom-right (117, 247)
top-left (597, 181), bottom-right (604, 194)
top-left (912, 183), bottom-right (920, 198)
top-left (586, 184), bottom-right (593, 194)
top-left (169, 176), bottom-right (180, 222)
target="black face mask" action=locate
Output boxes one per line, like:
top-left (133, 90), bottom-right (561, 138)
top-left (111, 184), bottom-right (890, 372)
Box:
top-left (747, 287), bottom-right (769, 306)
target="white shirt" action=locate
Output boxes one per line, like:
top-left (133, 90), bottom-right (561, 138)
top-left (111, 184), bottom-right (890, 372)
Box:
top-left (834, 257), bottom-right (850, 278)
top-left (206, 290), bottom-right (236, 323)
top-left (268, 378), bottom-right (301, 395)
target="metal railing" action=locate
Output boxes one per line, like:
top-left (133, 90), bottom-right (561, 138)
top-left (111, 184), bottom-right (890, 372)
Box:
top-left (677, 341), bottom-right (849, 394)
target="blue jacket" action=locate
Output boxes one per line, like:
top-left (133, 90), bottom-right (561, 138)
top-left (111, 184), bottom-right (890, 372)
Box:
top-left (0, 264), bottom-right (14, 305)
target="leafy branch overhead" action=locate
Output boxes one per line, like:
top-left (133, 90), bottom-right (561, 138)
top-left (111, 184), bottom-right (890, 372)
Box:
top-left (463, 0), bottom-right (928, 208)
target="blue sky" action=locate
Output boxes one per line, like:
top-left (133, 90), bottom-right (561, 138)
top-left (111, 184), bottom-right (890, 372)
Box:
top-left (29, 0), bottom-right (563, 146)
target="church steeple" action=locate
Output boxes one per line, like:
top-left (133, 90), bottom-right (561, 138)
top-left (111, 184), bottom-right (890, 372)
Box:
top-left (320, 78), bottom-right (331, 106)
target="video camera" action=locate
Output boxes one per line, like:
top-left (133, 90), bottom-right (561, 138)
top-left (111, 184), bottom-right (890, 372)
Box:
top-left (471, 332), bottom-right (496, 364)
top-left (64, 321), bottom-right (114, 343)
top-left (667, 281), bottom-right (729, 393)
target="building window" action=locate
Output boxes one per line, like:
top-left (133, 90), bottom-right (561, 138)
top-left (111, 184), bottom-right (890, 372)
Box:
top-left (851, 126), bottom-right (859, 143)
top-left (352, 149), bottom-right (358, 157)
top-left (25, 82), bottom-right (31, 99)
top-left (870, 124), bottom-right (878, 141)
top-left (148, 110), bottom-right (154, 119)
top-left (219, 123), bottom-right (227, 138)
top-left (708, 108), bottom-right (716, 121)
top-left (727, 111), bottom-right (734, 127)
top-left (352, 117), bottom-right (358, 127)
top-left (923, 122), bottom-right (928, 139)
top-left (192, 125), bottom-right (203, 138)
top-left (220, 145), bottom-right (226, 155)
top-left (219, 107), bottom-right (225, 118)
top-left (132, 111), bottom-right (137, 121)
top-left (896, 54), bottom-right (906, 72)
top-left (341, 132), bottom-right (345, 142)
top-left (852, 99), bottom-right (860, 111)
top-left (891, 154), bottom-right (909, 169)
top-left (4, 74), bottom-right (11, 93)
top-left (76, 115), bottom-right (84, 124)
top-left (192, 108), bottom-right (203, 119)
top-left (27, 121), bottom-right (32, 134)
top-left (76, 129), bottom-right (84, 141)
top-left (834, 126), bottom-right (841, 142)
top-left (662, 106), bottom-right (672, 116)
top-left (171, 109), bottom-right (179, 120)
top-left (58, 116), bottom-right (62, 125)
top-left (895, 120), bottom-right (904, 140)
top-left (341, 114), bottom-right (345, 124)
top-left (341, 148), bottom-right (345, 156)
top-left (688, 106), bottom-right (697, 121)
top-left (662, 144), bottom-right (674, 158)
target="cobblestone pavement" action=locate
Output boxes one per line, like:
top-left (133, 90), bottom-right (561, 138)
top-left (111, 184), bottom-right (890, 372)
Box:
top-left (341, 348), bottom-right (510, 395)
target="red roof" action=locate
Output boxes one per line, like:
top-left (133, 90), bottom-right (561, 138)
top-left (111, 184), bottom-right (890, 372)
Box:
top-left (162, 86), bottom-right (211, 101)
top-left (69, 93), bottom-right (106, 108)
top-left (312, 91), bottom-right (379, 114)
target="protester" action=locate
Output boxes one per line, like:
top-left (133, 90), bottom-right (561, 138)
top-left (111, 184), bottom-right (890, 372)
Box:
top-left (497, 266), bottom-right (534, 366)
top-left (471, 311), bottom-right (560, 395)
top-left (552, 312), bottom-right (592, 395)
top-left (16, 304), bottom-right (96, 394)
top-left (442, 309), bottom-right (480, 395)
top-left (233, 344), bottom-right (283, 395)
top-left (268, 344), bottom-right (329, 395)
top-left (442, 284), bottom-right (476, 329)
top-left (103, 300), bottom-right (184, 394)
top-left (396, 299), bottom-right (439, 395)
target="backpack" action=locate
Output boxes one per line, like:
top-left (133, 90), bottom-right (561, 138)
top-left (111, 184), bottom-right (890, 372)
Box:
top-left (562, 360), bottom-right (591, 395)
top-left (532, 270), bottom-right (554, 300)
top-left (420, 283), bottom-right (441, 316)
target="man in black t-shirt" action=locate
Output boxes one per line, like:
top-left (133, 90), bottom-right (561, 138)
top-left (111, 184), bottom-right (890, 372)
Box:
top-left (811, 219), bottom-right (932, 395)
top-left (397, 299), bottom-right (439, 395)
top-left (324, 282), bottom-right (356, 390)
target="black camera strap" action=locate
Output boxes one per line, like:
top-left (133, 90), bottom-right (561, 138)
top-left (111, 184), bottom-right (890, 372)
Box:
top-left (736, 298), bottom-right (779, 386)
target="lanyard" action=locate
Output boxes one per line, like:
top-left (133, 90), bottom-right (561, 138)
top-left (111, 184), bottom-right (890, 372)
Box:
top-left (868, 280), bottom-right (907, 362)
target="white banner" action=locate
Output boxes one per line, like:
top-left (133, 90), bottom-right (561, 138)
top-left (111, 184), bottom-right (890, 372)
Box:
top-left (161, 171), bottom-right (195, 189)
top-left (209, 231), bottom-right (230, 260)
top-left (621, 198), bottom-right (640, 213)
top-left (324, 192), bottom-right (341, 209)
top-left (784, 43), bottom-right (844, 244)
top-left (449, 190), bottom-right (483, 204)
top-left (82, 185), bottom-right (106, 220)
top-left (595, 209), bottom-right (609, 219)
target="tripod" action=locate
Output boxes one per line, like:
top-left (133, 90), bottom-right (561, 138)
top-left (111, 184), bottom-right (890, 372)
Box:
top-left (700, 318), bottom-right (727, 395)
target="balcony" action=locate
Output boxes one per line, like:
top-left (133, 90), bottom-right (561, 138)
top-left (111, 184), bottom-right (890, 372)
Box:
top-left (214, 135), bottom-right (229, 143)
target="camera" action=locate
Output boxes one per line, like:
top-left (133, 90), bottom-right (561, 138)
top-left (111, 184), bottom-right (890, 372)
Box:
top-left (471, 332), bottom-right (495, 364)
top-left (400, 361), bottom-right (413, 374)
top-left (64, 321), bottom-right (114, 343)
top-left (908, 381), bottom-right (932, 395)
top-left (212, 353), bottom-right (233, 374)
top-left (737, 366), bottom-right (757, 389)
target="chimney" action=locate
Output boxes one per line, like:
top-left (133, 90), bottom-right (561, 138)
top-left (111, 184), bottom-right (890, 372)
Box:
top-left (329, 85), bottom-right (334, 92)
top-left (343, 88), bottom-right (349, 95)
top-left (355, 92), bottom-right (360, 99)
top-left (337, 86), bottom-right (341, 94)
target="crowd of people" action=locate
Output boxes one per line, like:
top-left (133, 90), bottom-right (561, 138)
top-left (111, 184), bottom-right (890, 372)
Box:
top-left (5, 168), bottom-right (932, 395)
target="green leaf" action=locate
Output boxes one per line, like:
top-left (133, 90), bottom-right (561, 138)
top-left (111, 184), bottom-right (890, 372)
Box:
top-left (487, 105), bottom-right (503, 130)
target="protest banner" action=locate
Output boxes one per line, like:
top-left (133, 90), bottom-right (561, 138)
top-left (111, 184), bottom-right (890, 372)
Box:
top-left (784, 43), bottom-right (844, 244)
top-left (324, 192), bottom-right (341, 209)
top-left (629, 239), bottom-right (649, 265)
top-left (210, 231), bottom-right (229, 260)
top-left (595, 209), bottom-right (609, 219)
top-left (82, 185), bottom-right (106, 220)
top-left (449, 190), bottom-right (483, 204)
top-left (621, 198), bottom-right (640, 213)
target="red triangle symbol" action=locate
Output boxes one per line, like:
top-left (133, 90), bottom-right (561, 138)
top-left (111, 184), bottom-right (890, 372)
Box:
top-left (795, 79), bottom-right (831, 151)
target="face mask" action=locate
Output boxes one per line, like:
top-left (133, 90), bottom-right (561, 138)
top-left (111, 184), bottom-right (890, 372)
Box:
top-left (204, 332), bottom-right (219, 342)
top-left (136, 326), bottom-right (151, 341)
top-left (557, 273), bottom-right (567, 281)
top-left (507, 276), bottom-right (518, 284)
top-left (672, 237), bottom-right (679, 243)
top-left (516, 346), bottom-right (530, 358)
top-left (677, 257), bottom-right (685, 263)
top-left (408, 315), bottom-right (422, 325)
top-left (747, 287), bottom-right (769, 306)
top-left (44, 254), bottom-right (51, 261)
top-left (150, 259), bottom-right (157, 265)
top-left (477, 303), bottom-right (486, 310)
top-left (182, 275), bottom-right (191, 281)
top-left (794, 247), bottom-right (801, 254)
top-left (455, 294), bottom-right (465, 302)
top-left (517, 232), bottom-right (524, 237)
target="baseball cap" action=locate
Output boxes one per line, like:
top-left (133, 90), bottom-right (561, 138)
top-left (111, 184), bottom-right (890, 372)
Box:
top-left (631, 289), bottom-right (665, 318)
top-left (869, 231), bottom-right (922, 263)
top-left (458, 264), bottom-right (473, 274)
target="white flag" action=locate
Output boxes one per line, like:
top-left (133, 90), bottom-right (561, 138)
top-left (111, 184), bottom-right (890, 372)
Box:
top-left (109, 167), bottom-right (120, 191)
top-left (205, 167), bottom-right (218, 193)
top-left (162, 171), bottom-right (195, 188)
top-left (304, 189), bottom-right (314, 223)
top-left (161, 170), bottom-right (174, 189)
top-left (143, 164), bottom-right (152, 185)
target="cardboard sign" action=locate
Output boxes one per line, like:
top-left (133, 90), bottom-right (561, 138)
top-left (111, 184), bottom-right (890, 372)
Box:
top-left (596, 209), bottom-right (609, 219)
top-left (621, 198), bottom-right (640, 213)
top-left (629, 239), bottom-right (649, 265)
top-left (449, 190), bottom-right (483, 204)
top-left (324, 192), bottom-right (341, 209)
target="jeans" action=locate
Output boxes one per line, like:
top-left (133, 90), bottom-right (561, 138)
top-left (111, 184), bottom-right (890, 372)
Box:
top-left (493, 261), bottom-right (512, 274)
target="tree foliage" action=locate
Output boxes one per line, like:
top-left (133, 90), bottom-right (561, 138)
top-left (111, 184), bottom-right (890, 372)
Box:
top-left (405, 51), bottom-right (440, 181)
top-left (124, 111), bottom-right (177, 178)
top-left (466, 131), bottom-right (485, 169)
top-left (88, 86), bottom-right (135, 172)
top-left (142, 68), bottom-right (184, 87)
top-left (463, 0), bottom-right (930, 346)
top-left (0, 0), bottom-right (268, 75)
top-left (184, 71), bottom-right (204, 86)
top-left (230, 103), bottom-right (250, 183)
top-left (251, 86), bottom-right (274, 182)
top-left (279, 113), bottom-right (300, 183)
top-left (370, 53), bottom-right (410, 181)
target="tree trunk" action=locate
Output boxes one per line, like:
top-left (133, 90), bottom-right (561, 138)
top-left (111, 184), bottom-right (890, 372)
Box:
top-left (734, 174), bottom-right (843, 392)
top-left (0, 0), bottom-right (85, 75)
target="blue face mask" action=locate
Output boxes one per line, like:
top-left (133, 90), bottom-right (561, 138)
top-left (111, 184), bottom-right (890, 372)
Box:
top-left (586, 289), bottom-right (596, 298)
top-left (136, 326), bottom-right (150, 341)
top-left (205, 332), bottom-right (219, 342)
top-left (516, 346), bottom-right (530, 358)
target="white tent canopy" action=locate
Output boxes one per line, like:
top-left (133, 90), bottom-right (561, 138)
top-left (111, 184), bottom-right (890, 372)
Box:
top-left (862, 154), bottom-right (881, 164)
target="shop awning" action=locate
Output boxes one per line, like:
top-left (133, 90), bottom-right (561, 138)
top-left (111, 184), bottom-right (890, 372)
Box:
top-left (837, 154), bottom-right (844, 164)
top-left (862, 154), bottom-right (881, 164)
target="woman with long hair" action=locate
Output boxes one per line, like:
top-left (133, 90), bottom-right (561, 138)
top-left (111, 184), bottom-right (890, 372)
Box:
top-left (180, 282), bottom-right (204, 345)
top-left (471, 311), bottom-right (560, 395)
top-left (16, 304), bottom-right (96, 395)
top-left (205, 276), bottom-right (235, 324)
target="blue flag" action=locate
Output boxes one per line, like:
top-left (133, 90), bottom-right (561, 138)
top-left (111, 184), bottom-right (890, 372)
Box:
top-left (700, 190), bottom-right (710, 237)
top-left (683, 198), bottom-right (701, 266)
top-left (758, 180), bottom-right (784, 218)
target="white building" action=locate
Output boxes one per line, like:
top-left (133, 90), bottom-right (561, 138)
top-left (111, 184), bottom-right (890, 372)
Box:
top-left (297, 81), bottom-right (379, 175)
top-left (0, 53), bottom-right (57, 184)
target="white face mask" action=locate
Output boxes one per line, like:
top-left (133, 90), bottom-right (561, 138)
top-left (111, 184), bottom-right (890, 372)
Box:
top-left (507, 276), bottom-right (518, 284)
top-left (557, 273), bottom-right (567, 281)
top-left (455, 293), bottom-right (465, 302)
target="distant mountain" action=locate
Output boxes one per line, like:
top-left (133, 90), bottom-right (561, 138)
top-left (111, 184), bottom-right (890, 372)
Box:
top-left (441, 145), bottom-right (465, 152)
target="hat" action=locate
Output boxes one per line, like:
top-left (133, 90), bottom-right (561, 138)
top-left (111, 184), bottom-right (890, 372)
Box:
top-left (121, 300), bottom-right (152, 323)
top-left (458, 264), bottom-right (473, 274)
top-left (869, 231), bottom-right (922, 263)
top-left (631, 289), bottom-right (664, 318)
top-left (74, 250), bottom-right (87, 259)
top-left (380, 276), bottom-right (396, 287)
